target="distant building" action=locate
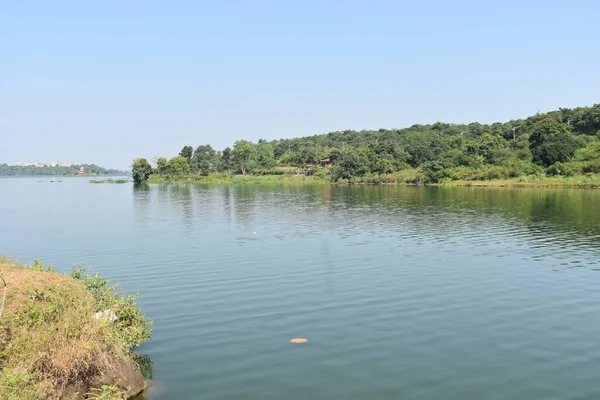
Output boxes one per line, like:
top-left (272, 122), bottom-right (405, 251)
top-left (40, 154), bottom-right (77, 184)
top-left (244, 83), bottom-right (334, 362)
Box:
top-left (10, 161), bottom-right (79, 168)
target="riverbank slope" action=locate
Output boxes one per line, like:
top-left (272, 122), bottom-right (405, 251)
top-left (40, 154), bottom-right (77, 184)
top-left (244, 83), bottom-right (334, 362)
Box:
top-left (0, 256), bottom-right (151, 399)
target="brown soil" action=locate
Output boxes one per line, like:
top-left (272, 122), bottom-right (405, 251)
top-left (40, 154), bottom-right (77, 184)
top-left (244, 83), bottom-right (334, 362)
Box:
top-left (0, 261), bottom-right (82, 314)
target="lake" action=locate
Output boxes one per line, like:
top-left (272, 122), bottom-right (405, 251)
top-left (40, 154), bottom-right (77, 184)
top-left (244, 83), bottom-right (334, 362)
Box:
top-left (1, 177), bottom-right (600, 400)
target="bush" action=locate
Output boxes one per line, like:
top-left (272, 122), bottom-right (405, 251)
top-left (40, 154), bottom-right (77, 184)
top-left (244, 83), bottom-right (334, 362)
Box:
top-left (582, 160), bottom-right (600, 173)
top-left (0, 258), bottom-right (152, 399)
top-left (380, 169), bottom-right (424, 184)
top-left (484, 165), bottom-right (506, 180)
top-left (252, 168), bottom-right (285, 176)
top-left (87, 385), bottom-right (124, 400)
top-left (70, 267), bottom-right (152, 349)
top-left (505, 160), bottom-right (545, 177)
top-left (547, 162), bottom-right (575, 176)
top-left (443, 165), bottom-right (507, 181)
top-left (420, 161), bottom-right (452, 183)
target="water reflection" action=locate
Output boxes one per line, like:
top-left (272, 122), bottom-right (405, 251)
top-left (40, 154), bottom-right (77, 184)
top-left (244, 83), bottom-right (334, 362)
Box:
top-left (133, 353), bottom-right (154, 380)
top-left (134, 185), bottom-right (600, 253)
top-left (133, 184), bottom-right (152, 224)
top-left (132, 184), bottom-right (600, 270)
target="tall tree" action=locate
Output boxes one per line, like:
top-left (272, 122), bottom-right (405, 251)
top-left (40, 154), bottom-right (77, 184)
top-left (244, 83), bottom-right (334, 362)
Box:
top-left (231, 140), bottom-right (256, 175)
top-left (219, 147), bottom-right (232, 172)
top-left (155, 157), bottom-right (168, 174)
top-left (190, 145), bottom-right (218, 174)
top-left (256, 143), bottom-right (276, 168)
top-left (167, 156), bottom-right (190, 176)
top-left (529, 118), bottom-right (576, 166)
top-left (132, 158), bottom-right (153, 184)
top-left (179, 146), bottom-right (193, 162)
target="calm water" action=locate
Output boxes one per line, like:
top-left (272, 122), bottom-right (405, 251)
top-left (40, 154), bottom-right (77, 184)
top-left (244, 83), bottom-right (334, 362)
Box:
top-left (1, 177), bottom-right (600, 400)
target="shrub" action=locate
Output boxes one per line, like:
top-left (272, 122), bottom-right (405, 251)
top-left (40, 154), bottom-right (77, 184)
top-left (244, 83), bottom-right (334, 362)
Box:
top-left (87, 385), bottom-right (124, 400)
top-left (252, 168), bottom-right (285, 176)
top-left (70, 267), bottom-right (152, 349)
top-left (0, 259), bottom-right (151, 399)
top-left (582, 160), bottom-right (600, 173)
top-left (31, 259), bottom-right (55, 272)
top-left (547, 162), bottom-right (575, 176)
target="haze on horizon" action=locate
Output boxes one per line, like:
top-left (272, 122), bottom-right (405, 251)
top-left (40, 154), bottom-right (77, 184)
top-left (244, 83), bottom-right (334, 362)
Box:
top-left (2, 0), bottom-right (598, 170)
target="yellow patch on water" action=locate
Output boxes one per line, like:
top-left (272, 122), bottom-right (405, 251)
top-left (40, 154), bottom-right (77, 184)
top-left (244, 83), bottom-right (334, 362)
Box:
top-left (290, 338), bottom-right (308, 344)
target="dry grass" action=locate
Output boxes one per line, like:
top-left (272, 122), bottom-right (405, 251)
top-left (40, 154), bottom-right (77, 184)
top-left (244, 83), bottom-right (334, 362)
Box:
top-left (0, 256), bottom-right (140, 399)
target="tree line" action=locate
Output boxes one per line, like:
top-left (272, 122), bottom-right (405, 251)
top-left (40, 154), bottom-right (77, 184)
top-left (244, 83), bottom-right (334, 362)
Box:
top-left (0, 164), bottom-right (124, 176)
top-left (132, 104), bottom-right (600, 184)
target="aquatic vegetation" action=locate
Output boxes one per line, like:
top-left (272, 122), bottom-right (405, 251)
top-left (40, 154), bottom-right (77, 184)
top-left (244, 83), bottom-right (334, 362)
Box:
top-left (90, 179), bottom-right (131, 184)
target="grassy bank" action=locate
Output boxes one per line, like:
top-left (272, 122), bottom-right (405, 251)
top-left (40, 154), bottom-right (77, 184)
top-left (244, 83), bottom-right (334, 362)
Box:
top-left (147, 173), bottom-right (328, 185)
top-left (441, 174), bottom-right (600, 188)
top-left (146, 171), bottom-right (600, 188)
top-left (0, 256), bottom-right (152, 400)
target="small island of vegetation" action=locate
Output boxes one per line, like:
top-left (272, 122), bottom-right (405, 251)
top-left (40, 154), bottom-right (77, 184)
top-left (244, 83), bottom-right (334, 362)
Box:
top-left (0, 256), bottom-right (152, 400)
top-left (132, 104), bottom-right (600, 187)
top-left (90, 179), bottom-right (131, 184)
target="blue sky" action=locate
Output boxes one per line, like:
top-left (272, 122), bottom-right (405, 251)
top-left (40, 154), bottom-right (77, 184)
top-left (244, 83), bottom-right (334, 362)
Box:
top-left (1, 0), bottom-right (598, 169)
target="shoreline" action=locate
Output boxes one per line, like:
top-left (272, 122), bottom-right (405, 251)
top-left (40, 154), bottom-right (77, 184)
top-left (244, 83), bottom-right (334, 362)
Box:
top-left (145, 174), bottom-right (600, 188)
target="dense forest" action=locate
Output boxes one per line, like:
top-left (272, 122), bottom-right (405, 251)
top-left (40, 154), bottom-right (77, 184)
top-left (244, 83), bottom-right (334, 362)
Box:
top-left (0, 164), bottom-right (126, 176)
top-left (133, 104), bottom-right (600, 184)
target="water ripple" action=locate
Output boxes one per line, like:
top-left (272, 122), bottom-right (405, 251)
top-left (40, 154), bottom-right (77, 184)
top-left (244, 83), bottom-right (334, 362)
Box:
top-left (2, 180), bottom-right (600, 399)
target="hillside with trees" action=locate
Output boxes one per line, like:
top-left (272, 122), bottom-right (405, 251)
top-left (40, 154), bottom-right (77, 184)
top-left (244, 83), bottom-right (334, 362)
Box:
top-left (133, 104), bottom-right (600, 184)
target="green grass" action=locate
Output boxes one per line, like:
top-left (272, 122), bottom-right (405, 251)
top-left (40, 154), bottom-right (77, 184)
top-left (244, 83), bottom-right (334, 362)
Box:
top-left (146, 171), bottom-right (600, 188)
top-left (0, 256), bottom-right (151, 399)
top-left (147, 173), bottom-right (329, 185)
top-left (442, 174), bottom-right (600, 188)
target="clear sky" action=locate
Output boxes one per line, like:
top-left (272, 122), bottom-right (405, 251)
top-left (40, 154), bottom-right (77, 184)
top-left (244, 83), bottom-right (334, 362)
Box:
top-left (2, 0), bottom-right (599, 169)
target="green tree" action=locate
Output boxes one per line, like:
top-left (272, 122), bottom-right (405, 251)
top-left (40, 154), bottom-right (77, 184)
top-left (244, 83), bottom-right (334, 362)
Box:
top-left (179, 146), bottom-right (193, 162)
top-left (331, 148), bottom-right (369, 181)
top-left (190, 145), bottom-right (218, 174)
top-left (231, 140), bottom-right (256, 175)
top-left (529, 118), bottom-right (576, 166)
top-left (132, 103), bottom-right (600, 184)
top-left (167, 156), bottom-right (190, 176)
top-left (533, 132), bottom-right (577, 167)
top-left (256, 143), bottom-right (276, 168)
top-left (219, 147), bottom-right (232, 172)
top-left (404, 134), bottom-right (434, 167)
top-left (155, 157), bottom-right (168, 175)
top-left (131, 158), bottom-right (153, 184)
